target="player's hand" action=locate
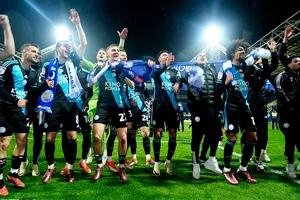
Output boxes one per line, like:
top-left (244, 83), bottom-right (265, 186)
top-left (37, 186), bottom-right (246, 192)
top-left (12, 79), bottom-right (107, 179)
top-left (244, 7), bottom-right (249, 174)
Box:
top-left (130, 100), bottom-right (137, 107)
top-left (267, 37), bottom-right (277, 52)
top-left (0, 15), bottom-right (10, 29)
top-left (69, 9), bottom-right (80, 25)
top-left (117, 28), bottom-right (128, 40)
top-left (284, 26), bottom-right (293, 41)
top-left (82, 103), bottom-right (89, 111)
top-left (145, 101), bottom-right (150, 109)
top-left (225, 73), bottom-right (233, 85)
top-left (147, 59), bottom-right (155, 67)
top-left (173, 82), bottom-right (180, 94)
top-left (93, 77), bottom-right (98, 84)
top-left (46, 78), bottom-right (54, 88)
top-left (17, 99), bottom-right (27, 108)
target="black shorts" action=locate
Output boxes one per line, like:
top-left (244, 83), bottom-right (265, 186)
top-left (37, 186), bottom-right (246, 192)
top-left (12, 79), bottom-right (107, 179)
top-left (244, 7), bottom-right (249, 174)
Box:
top-left (191, 107), bottom-right (220, 135)
top-left (78, 109), bottom-right (91, 131)
top-left (0, 103), bottom-right (29, 137)
top-left (224, 102), bottom-right (257, 134)
top-left (132, 111), bottom-right (149, 130)
top-left (93, 104), bottom-right (127, 128)
top-left (43, 101), bottom-right (79, 132)
top-left (251, 105), bottom-right (268, 135)
top-left (152, 102), bottom-right (178, 130)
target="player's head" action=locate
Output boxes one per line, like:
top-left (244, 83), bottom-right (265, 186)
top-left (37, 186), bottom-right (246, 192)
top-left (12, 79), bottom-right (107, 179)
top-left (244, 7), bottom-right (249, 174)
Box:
top-left (106, 44), bottom-right (119, 62)
top-left (96, 48), bottom-right (107, 62)
top-left (196, 52), bottom-right (207, 65)
top-left (78, 59), bottom-right (83, 68)
top-left (287, 55), bottom-right (300, 73)
top-left (20, 43), bottom-right (40, 64)
top-left (226, 39), bottom-right (250, 63)
top-left (157, 50), bottom-right (169, 65)
top-left (56, 40), bottom-right (72, 59)
top-left (119, 49), bottom-right (127, 61)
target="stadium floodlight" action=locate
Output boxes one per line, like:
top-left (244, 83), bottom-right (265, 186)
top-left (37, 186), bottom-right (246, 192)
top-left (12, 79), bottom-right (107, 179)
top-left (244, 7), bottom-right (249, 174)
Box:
top-left (204, 25), bottom-right (222, 45)
top-left (55, 26), bottom-right (71, 42)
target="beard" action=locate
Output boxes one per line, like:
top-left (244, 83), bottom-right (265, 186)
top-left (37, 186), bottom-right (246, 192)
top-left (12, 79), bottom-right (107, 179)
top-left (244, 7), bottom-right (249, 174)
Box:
top-left (238, 56), bottom-right (246, 62)
top-left (25, 54), bottom-right (38, 64)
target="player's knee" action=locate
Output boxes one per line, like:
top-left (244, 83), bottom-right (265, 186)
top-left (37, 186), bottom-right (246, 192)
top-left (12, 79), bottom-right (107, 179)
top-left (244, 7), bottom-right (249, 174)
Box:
top-left (119, 137), bottom-right (127, 147)
top-left (245, 132), bottom-right (257, 142)
top-left (168, 129), bottom-right (176, 138)
top-left (154, 129), bottom-right (162, 138)
top-left (94, 134), bottom-right (102, 143)
top-left (141, 129), bottom-right (148, 137)
top-left (227, 133), bottom-right (238, 143)
top-left (1, 142), bottom-right (10, 152)
top-left (67, 134), bottom-right (77, 140)
top-left (46, 137), bottom-right (55, 143)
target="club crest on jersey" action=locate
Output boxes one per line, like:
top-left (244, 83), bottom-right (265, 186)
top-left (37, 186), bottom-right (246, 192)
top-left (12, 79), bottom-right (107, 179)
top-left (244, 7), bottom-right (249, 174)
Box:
top-left (41, 90), bottom-right (54, 103)
top-left (124, 61), bottom-right (133, 68)
top-left (22, 79), bottom-right (27, 85)
top-left (128, 70), bottom-right (135, 78)
top-left (166, 72), bottom-right (171, 79)
top-left (0, 67), bottom-right (6, 75)
top-left (112, 72), bottom-right (117, 77)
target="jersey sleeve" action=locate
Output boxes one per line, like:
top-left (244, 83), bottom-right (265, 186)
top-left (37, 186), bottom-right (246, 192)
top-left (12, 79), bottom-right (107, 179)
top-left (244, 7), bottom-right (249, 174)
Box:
top-left (0, 60), bottom-right (14, 85)
top-left (70, 51), bottom-right (81, 67)
top-left (0, 61), bottom-right (20, 104)
top-left (215, 68), bottom-right (227, 97)
top-left (82, 57), bottom-right (96, 72)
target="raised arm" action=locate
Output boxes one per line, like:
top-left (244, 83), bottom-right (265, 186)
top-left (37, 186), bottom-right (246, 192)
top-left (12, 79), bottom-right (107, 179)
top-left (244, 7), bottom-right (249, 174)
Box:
top-left (279, 26), bottom-right (293, 67)
top-left (118, 28), bottom-right (128, 50)
top-left (262, 38), bottom-right (279, 77)
top-left (82, 57), bottom-right (96, 71)
top-left (69, 9), bottom-right (87, 58)
top-left (0, 15), bottom-right (15, 61)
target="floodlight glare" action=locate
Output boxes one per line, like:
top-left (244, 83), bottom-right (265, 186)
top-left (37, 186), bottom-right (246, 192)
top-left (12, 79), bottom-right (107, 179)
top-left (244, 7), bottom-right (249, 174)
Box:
top-left (204, 26), bottom-right (221, 44)
top-left (56, 26), bottom-right (71, 42)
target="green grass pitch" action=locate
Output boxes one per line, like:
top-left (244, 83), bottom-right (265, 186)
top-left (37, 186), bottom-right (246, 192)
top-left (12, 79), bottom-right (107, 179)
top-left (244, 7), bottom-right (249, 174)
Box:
top-left (2, 123), bottom-right (300, 199)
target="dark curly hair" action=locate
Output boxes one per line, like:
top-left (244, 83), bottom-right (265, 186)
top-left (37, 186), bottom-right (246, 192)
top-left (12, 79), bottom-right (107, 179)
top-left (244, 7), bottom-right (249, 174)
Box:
top-left (226, 39), bottom-right (250, 60)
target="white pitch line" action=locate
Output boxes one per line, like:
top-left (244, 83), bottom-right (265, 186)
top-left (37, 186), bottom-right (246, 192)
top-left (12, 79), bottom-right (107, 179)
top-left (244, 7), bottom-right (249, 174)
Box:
top-left (218, 146), bottom-right (300, 184)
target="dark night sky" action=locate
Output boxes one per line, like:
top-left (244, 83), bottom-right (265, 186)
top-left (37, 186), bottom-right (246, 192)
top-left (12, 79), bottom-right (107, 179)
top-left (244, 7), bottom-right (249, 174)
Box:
top-left (0, 0), bottom-right (299, 62)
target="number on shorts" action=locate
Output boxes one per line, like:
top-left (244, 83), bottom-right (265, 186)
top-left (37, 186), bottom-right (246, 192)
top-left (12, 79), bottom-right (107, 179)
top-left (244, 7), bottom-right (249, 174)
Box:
top-left (26, 118), bottom-right (30, 127)
top-left (128, 110), bottom-right (133, 117)
top-left (119, 113), bottom-right (126, 122)
top-left (76, 115), bottom-right (79, 124)
top-left (142, 114), bottom-right (148, 121)
top-left (250, 117), bottom-right (256, 125)
top-left (83, 115), bottom-right (90, 123)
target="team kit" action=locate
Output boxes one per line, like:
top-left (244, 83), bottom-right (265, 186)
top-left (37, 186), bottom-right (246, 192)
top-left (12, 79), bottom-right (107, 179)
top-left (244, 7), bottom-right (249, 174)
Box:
top-left (0, 9), bottom-right (300, 197)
